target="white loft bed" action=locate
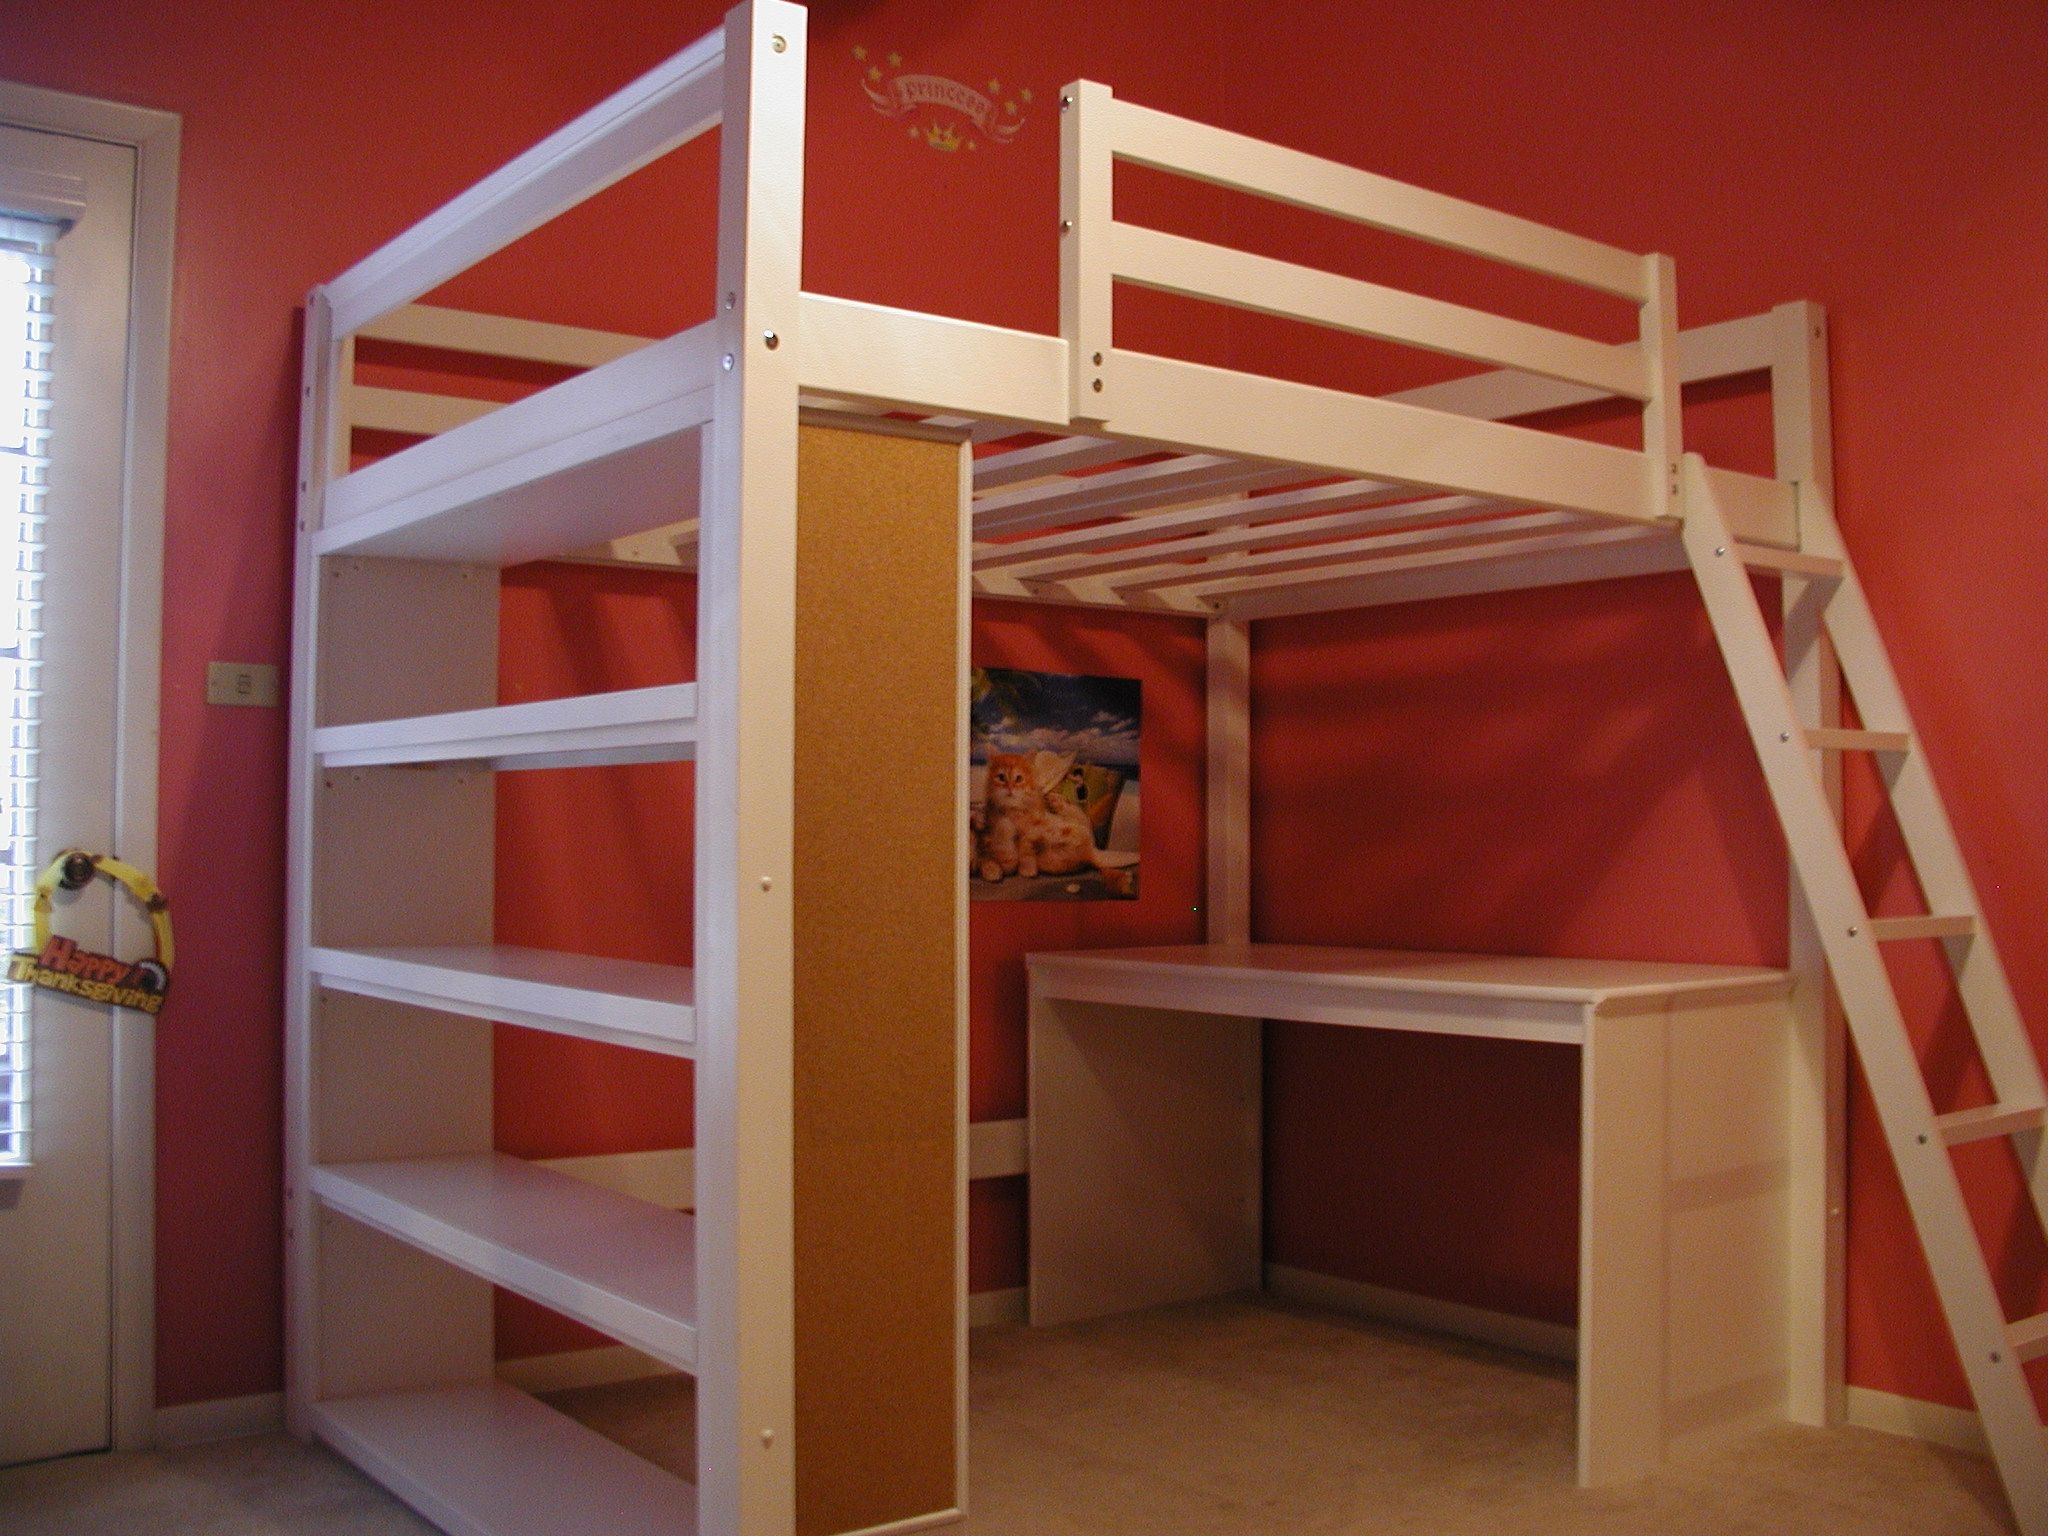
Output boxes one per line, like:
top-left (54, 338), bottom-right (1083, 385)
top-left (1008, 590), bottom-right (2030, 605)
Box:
top-left (287, 4), bottom-right (2048, 1536)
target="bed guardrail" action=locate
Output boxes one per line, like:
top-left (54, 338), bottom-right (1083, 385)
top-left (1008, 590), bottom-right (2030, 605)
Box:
top-left (1059, 81), bottom-right (1682, 527)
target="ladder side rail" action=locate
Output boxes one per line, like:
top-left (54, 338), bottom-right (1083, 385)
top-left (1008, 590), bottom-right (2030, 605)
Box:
top-left (1680, 456), bottom-right (2048, 1533)
top-left (1771, 299), bottom-right (1845, 1429)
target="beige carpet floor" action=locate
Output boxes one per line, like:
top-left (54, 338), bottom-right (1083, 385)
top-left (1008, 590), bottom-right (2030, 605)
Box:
top-left (0, 1296), bottom-right (2017, 1534)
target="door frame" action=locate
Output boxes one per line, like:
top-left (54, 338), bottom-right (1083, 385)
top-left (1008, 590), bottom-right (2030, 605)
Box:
top-left (0, 81), bottom-right (177, 1454)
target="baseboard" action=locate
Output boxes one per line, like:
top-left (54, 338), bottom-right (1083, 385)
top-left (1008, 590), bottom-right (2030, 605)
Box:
top-left (1844, 1385), bottom-right (1989, 1457)
top-left (968, 1287), bottom-right (1028, 1329)
top-left (1264, 1263), bottom-right (1578, 1364)
top-left (496, 1343), bottom-right (678, 1394)
top-left (154, 1390), bottom-right (284, 1447)
top-left (834, 1509), bottom-right (963, 1535)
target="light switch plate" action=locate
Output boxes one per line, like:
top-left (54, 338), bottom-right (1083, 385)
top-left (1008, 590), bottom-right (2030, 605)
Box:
top-left (206, 661), bottom-right (280, 707)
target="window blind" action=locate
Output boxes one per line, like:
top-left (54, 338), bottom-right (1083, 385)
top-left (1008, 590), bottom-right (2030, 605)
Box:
top-left (0, 213), bottom-right (54, 1169)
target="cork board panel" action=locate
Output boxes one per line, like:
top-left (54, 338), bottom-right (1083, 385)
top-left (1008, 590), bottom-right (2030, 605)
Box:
top-left (793, 423), bottom-right (963, 1535)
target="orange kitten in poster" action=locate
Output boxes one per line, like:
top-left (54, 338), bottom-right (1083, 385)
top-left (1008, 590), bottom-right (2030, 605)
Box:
top-left (974, 752), bottom-right (1103, 883)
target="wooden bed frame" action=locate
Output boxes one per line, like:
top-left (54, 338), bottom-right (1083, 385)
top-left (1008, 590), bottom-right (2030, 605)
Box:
top-left (284, 3), bottom-right (2048, 1534)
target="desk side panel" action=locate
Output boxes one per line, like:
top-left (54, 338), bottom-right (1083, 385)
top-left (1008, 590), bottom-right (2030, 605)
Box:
top-left (1028, 994), bottom-right (1261, 1327)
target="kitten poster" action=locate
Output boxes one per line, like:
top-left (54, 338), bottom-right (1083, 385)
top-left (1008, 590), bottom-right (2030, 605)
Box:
top-left (969, 667), bottom-right (1140, 901)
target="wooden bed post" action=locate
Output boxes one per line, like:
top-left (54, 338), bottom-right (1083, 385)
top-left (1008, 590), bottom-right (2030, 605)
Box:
top-left (1772, 298), bottom-right (1846, 1428)
top-left (698, 3), bottom-right (808, 1531)
top-left (1206, 617), bottom-right (1251, 946)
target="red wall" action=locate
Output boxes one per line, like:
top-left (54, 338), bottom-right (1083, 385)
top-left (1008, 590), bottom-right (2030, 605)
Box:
top-left (1, 0), bottom-right (2043, 1418)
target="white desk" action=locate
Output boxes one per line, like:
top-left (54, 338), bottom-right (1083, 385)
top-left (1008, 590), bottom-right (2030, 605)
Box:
top-left (1027, 944), bottom-right (1798, 1487)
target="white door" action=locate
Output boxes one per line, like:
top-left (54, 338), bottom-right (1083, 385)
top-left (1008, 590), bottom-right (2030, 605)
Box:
top-left (0, 122), bottom-right (140, 1467)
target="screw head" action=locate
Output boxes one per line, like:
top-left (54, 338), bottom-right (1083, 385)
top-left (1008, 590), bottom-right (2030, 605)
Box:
top-left (1779, 732), bottom-right (1791, 743)
top-left (721, 353), bottom-right (735, 372)
top-left (1092, 351), bottom-right (1103, 365)
top-left (771, 34), bottom-right (786, 52)
top-left (1092, 378), bottom-right (1103, 392)
top-left (1062, 94), bottom-right (1073, 110)
top-left (1060, 219), bottom-right (1072, 233)
top-left (1715, 545), bottom-right (1727, 557)
top-left (725, 292), bottom-right (737, 311)
top-left (763, 331), bottom-right (780, 350)
top-left (760, 876), bottom-right (773, 891)
top-left (1848, 926), bottom-right (1859, 937)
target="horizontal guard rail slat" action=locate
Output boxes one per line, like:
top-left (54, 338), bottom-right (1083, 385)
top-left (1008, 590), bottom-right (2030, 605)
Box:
top-left (325, 29), bottom-right (726, 337)
top-left (1106, 94), bottom-right (1649, 302)
top-left (358, 304), bottom-right (650, 370)
top-left (326, 318), bottom-right (722, 535)
top-left (1106, 349), bottom-right (1656, 524)
top-left (1111, 222), bottom-right (1653, 402)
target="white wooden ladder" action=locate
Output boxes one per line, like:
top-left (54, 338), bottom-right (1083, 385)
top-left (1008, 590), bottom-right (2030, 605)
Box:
top-left (1680, 453), bottom-right (2048, 1533)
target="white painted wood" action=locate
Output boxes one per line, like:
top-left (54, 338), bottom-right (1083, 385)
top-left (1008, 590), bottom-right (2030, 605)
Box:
top-left (1263, 1263), bottom-right (1577, 1364)
top-left (358, 304), bottom-right (649, 369)
top-left (1682, 457), bottom-right (2048, 1533)
top-left (540, 1147), bottom-right (695, 1209)
top-left (1165, 509), bottom-right (1581, 598)
top-left (1772, 296), bottom-right (1844, 1433)
top-left (975, 453), bottom-right (1296, 537)
top-left (324, 29), bottom-right (726, 336)
top-left (1867, 914), bottom-right (1976, 942)
top-left (313, 683), bottom-right (698, 771)
top-left (1845, 1385), bottom-right (1991, 1457)
top-left (1637, 253), bottom-right (1682, 521)
top-left (316, 1211), bottom-right (493, 1403)
top-left (1106, 94), bottom-right (1648, 300)
top-left (1699, 464), bottom-right (1798, 547)
top-left (313, 1153), bottom-right (698, 1371)
top-left (1113, 221), bottom-right (1652, 399)
top-left (1206, 619), bottom-right (1251, 947)
top-left (1735, 542), bottom-right (1841, 579)
top-left (696, 7), bottom-right (806, 1530)
top-left (972, 434), bottom-right (1128, 490)
top-left (1104, 350), bottom-right (1654, 524)
top-left (495, 1344), bottom-right (675, 1395)
top-left (1388, 310), bottom-right (1775, 423)
top-left (311, 945), bottom-right (695, 1057)
top-left (285, 287), bottom-right (339, 1435)
top-left (1028, 991), bottom-right (1262, 1328)
top-left (1028, 947), bottom-right (1788, 1047)
top-left (1061, 80), bottom-right (1115, 420)
top-left (798, 293), bottom-right (1068, 432)
top-left (1217, 527), bottom-right (1681, 621)
top-left (1211, 524), bottom-right (1655, 619)
top-left (346, 384), bottom-right (499, 438)
top-left (313, 994), bottom-right (491, 1168)
top-left (964, 1120), bottom-right (1030, 1184)
top-left (310, 1382), bottom-right (696, 1536)
top-left (319, 321), bottom-right (717, 562)
top-left (1937, 1103), bottom-right (2046, 1147)
top-left (997, 492), bottom-right (1502, 585)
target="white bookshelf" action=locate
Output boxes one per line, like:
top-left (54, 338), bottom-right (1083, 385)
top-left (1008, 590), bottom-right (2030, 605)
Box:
top-left (310, 1381), bottom-right (696, 1536)
top-left (316, 320), bottom-right (720, 564)
top-left (314, 684), bottom-right (697, 772)
top-left (311, 1153), bottom-right (698, 1370)
top-left (309, 944), bottom-right (695, 1057)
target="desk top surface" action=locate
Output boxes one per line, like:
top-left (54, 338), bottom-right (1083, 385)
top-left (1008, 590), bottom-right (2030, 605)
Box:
top-left (1027, 943), bottom-right (1790, 1011)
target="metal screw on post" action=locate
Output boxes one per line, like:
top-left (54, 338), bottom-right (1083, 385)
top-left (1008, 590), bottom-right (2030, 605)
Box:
top-left (771, 34), bottom-right (786, 52)
top-left (763, 332), bottom-right (779, 350)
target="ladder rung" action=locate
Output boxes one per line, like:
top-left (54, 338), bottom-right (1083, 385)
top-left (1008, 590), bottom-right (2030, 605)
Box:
top-left (1937, 1101), bottom-right (2048, 1147)
top-left (1869, 914), bottom-right (1978, 942)
top-left (2008, 1310), bottom-right (2048, 1364)
top-left (1807, 727), bottom-right (1911, 753)
top-left (1733, 542), bottom-right (1845, 580)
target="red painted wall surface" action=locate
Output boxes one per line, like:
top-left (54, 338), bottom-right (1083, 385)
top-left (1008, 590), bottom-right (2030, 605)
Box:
top-left (0, 0), bottom-right (2042, 1418)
